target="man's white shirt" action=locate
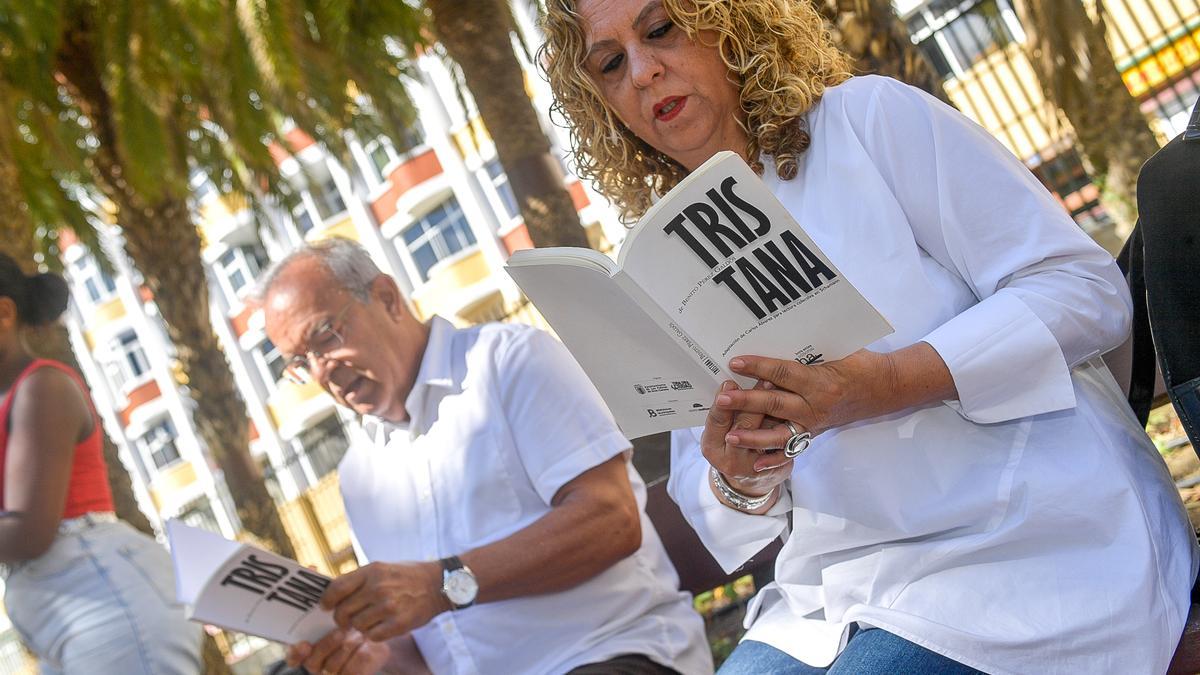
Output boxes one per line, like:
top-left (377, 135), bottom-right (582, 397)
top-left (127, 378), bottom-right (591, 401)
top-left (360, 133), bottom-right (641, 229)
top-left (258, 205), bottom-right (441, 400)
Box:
top-left (670, 76), bottom-right (1198, 675)
top-left (339, 317), bottom-right (712, 675)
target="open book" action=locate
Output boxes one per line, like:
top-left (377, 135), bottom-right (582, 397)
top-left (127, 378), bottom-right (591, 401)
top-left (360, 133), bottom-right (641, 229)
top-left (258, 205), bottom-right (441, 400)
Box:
top-left (506, 152), bottom-right (893, 438)
top-left (166, 519), bottom-right (337, 644)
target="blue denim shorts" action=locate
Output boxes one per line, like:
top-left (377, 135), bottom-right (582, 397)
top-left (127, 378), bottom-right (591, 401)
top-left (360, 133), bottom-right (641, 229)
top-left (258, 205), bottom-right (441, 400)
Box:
top-left (4, 519), bottom-right (202, 675)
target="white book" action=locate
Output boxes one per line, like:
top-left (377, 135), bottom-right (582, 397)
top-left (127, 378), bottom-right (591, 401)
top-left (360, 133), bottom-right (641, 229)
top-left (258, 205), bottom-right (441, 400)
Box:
top-left (166, 519), bottom-right (337, 644)
top-left (506, 151), bottom-right (893, 438)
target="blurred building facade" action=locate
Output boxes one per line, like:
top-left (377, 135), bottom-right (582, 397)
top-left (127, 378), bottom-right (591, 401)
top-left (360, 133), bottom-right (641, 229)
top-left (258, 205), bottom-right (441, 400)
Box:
top-left (47, 13), bottom-right (623, 666)
top-left (897, 0), bottom-right (1200, 241)
top-left (14, 1), bottom-right (1200, 669)
top-left (57, 9), bottom-right (624, 559)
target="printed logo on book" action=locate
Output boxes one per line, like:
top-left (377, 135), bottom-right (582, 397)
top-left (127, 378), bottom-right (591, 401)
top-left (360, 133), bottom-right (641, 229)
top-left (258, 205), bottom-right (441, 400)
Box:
top-left (646, 407), bottom-right (678, 418)
top-left (634, 380), bottom-right (695, 395)
top-left (793, 346), bottom-right (824, 365)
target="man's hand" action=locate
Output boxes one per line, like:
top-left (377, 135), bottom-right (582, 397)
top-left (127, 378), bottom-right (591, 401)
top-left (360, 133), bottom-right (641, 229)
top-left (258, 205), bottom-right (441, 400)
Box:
top-left (286, 628), bottom-right (389, 675)
top-left (322, 561), bottom-right (449, 642)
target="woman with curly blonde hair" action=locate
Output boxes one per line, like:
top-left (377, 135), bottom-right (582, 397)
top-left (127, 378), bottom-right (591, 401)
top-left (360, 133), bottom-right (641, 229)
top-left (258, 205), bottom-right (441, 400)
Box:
top-left (541, 1), bottom-right (1196, 674)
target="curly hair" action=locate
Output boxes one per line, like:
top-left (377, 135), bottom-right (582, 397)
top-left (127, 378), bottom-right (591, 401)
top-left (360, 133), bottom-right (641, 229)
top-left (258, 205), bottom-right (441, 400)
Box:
top-left (539, 0), bottom-right (853, 221)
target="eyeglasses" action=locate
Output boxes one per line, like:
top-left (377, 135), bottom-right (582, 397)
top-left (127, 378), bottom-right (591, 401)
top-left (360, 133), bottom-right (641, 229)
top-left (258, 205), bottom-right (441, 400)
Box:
top-left (283, 303), bottom-right (352, 385)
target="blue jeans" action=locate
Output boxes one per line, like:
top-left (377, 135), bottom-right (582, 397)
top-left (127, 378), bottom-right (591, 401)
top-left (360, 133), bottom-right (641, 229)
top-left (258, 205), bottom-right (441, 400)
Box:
top-left (718, 627), bottom-right (985, 675)
top-left (4, 520), bottom-right (202, 674)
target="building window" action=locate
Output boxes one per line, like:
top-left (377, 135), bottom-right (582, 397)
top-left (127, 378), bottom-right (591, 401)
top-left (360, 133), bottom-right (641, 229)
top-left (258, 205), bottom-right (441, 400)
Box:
top-left (178, 497), bottom-right (221, 534)
top-left (257, 338), bottom-right (287, 385)
top-left (137, 418), bottom-right (182, 470)
top-left (72, 255), bottom-right (117, 306)
top-left (106, 330), bottom-right (151, 392)
top-left (214, 244), bottom-right (267, 299)
top-left (292, 201), bottom-right (315, 236)
top-left (485, 159), bottom-right (520, 221)
top-left (400, 197), bottom-right (477, 282)
top-left (393, 120), bottom-right (425, 155)
top-left (908, 0), bottom-right (1016, 79)
top-left (363, 136), bottom-right (399, 183)
top-left (310, 176), bottom-right (348, 221)
top-left (297, 414), bottom-right (350, 481)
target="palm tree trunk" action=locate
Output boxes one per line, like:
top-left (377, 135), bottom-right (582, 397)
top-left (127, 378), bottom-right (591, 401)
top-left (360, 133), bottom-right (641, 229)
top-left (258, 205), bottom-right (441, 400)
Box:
top-left (1013, 0), bottom-right (1159, 246)
top-left (119, 202), bottom-right (296, 559)
top-left (819, 0), bottom-right (954, 106)
top-left (54, 21), bottom-right (295, 559)
top-left (427, 0), bottom-right (590, 249)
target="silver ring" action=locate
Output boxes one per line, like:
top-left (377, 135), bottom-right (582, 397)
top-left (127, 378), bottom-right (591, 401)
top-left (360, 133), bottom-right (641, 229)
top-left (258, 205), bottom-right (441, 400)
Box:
top-left (783, 422), bottom-right (811, 458)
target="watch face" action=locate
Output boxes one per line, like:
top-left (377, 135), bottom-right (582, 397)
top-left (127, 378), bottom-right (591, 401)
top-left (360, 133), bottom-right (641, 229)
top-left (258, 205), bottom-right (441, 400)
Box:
top-left (444, 568), bottom-right (478, 606)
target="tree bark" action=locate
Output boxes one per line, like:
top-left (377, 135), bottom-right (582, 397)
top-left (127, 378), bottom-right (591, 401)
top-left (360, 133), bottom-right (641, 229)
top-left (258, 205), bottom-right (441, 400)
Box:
top-left (1013, 0), bottom-right (1160, 249)
top-left (54, 16), bottom-right (295, 559)
top-left (819, 0), bottom-right (955, 106)
top-left (427, 0), bottom-right (591, 249)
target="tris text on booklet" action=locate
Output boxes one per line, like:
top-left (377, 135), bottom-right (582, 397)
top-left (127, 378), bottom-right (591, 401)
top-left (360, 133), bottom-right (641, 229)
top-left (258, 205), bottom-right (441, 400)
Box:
top-left (166, 519), bottom-right (336, 644)
top-left (506, 151), bottom-right (893, 438)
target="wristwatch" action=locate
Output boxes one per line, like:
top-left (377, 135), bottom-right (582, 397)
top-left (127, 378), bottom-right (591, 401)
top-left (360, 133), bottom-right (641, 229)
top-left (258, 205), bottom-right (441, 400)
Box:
top-left (439, 556), bottom-right (478, 610)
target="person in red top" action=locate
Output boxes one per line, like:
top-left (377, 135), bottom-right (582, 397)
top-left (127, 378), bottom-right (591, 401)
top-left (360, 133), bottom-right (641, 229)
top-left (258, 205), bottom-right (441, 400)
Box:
top-left (0, 252), bottom-right (201, 674)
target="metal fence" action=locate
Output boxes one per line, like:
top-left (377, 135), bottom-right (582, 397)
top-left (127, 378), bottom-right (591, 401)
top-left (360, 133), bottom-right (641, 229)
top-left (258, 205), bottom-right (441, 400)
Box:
top-left (902, 0), bottom-right (1200, 234)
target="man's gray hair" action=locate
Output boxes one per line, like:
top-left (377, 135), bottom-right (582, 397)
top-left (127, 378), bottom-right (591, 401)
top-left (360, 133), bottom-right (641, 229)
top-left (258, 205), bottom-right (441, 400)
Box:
top-left (254, 237), bottom-right (382, 303)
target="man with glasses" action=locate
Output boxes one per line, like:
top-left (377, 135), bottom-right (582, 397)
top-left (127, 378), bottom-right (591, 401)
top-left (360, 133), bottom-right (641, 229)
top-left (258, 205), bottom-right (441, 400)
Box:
top-left (257, 238), bottom-right (711, 675)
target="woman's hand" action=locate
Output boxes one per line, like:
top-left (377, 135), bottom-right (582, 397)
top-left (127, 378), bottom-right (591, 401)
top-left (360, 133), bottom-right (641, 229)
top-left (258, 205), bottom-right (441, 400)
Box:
top-left (701, 381), bottom-right (794, 512)
top-left (718, 344), bottom-right (956, 451)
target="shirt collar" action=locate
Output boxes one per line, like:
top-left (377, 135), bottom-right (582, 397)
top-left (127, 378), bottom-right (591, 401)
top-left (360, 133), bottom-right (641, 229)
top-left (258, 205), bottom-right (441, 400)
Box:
top-left (361, 315), bottom-right (460, 442)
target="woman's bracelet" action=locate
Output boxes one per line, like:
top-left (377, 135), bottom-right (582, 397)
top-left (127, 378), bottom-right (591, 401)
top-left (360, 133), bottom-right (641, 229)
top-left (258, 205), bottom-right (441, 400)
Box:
top-left (710, 466), bottom-right (776, 512)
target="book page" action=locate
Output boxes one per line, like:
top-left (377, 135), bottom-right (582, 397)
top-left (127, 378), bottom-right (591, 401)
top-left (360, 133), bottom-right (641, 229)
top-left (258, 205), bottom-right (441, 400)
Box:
top-left (506, 258), bottom-right (719, 437)
top-left (167, 520), bottom-right (337, 644)
top-left (619, 152), bottom-right (893, 383)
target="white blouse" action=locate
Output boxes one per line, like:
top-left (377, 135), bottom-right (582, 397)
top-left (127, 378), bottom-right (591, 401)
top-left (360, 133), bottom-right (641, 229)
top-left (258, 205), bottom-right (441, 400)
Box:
top-left (669, 76), bottom-right (1197, 675)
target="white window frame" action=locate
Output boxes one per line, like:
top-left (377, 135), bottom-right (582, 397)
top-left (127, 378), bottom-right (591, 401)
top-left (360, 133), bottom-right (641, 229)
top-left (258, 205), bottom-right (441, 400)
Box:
top-left (361, 136), bottom-right (401, 186)
top-left (137, 417), bottom-right (182, 471)
top-left (71, 255), bottom-right (117, 309)
top-left (252, 337), bottom-right (287, 390)
top-left (291, 200), bottom-right (317, 237)
top-left (483, 159), bottom-right (521, 225)
top-left (177, 496), bottom-right (221, 534)
top-left (309, 174), bottom-right (349, 224)
top-left (213, 245), bottom-right (266, 302)
top-left (398, 197), bottom-right (479, 283)
top-left (107, 330), bottom-right (152, 394)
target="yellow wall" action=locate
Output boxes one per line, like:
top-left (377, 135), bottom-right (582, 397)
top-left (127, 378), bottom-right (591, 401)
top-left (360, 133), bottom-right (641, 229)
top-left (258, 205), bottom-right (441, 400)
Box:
top-left (196, 194), bottom-right (251, 250)
top-left (308, 213), bottom-right (359, 243)
top-left (149, 460), bottom-right (198, 508)
top-left (450, 116), bottom-right (492, 162)
top-left (411, 249), bottom-right (492, 319)
top-left (267, 380), bottom-right (327, 430)
top-left (91, 295), bottom-right (126, 325)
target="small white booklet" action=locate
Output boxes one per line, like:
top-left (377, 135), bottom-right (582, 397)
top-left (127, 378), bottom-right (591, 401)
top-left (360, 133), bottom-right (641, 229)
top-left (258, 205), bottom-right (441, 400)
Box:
top-left (166, 519), bottom-right (337, 644)
top-left (506, 151), bottom-right (893, 438)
